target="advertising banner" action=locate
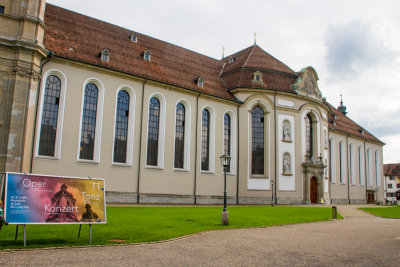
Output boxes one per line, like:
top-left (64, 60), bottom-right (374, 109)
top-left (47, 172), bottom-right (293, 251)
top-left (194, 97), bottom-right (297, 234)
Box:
top-left (4, 172), bottom-right (106, 224)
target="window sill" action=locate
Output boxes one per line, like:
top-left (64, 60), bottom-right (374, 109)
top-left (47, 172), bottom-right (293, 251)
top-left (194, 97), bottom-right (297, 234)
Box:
top-left (200, 170), bottom-right (215, 174)
top-left (77, 159), bottom-right (100, 165)
top-left (145, 165), bottom-right (164, 170)
top-left (281, 173), bottom-right (292, 176)
top-left (250, 175), bottom-right (268, 179)
top-left (173, 168), bottom-right (190, 172)
top-left (112, 162), bottom-right (133, 167)
top-left (34, 155), bottom-right (60, 161)
top-left (282, 139), bottom-right (292, 143)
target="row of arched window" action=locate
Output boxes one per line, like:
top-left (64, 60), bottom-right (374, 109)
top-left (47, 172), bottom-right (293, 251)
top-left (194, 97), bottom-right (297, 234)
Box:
top-left (36, 72), bottom-right (236, 172)
top-left (328, 139), bottom-right (380, 187)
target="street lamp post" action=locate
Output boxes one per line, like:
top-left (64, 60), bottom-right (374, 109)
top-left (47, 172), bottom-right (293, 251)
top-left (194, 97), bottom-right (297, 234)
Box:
top-left (220, 154), bottom-right (231, 225)
top-left (270, 180), bottom-right (274, 206)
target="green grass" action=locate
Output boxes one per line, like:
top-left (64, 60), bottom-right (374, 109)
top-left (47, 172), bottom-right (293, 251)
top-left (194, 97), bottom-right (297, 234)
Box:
top-left (359, 206), bottom-right (400, 219)
top-left (0, 206), bottom-right (335, 250)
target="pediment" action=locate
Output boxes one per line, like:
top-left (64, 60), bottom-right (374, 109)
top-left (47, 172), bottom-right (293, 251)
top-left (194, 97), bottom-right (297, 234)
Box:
top-left (291, 67), bottom-right (322, 101)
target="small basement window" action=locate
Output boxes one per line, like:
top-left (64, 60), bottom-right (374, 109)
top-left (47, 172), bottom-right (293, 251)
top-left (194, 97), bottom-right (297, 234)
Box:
top-left (100, 49), bottom-right (110, 62)
top-left (143, 50), bottom-right (152, 61)
top-left (130, 33), bottom-right (137, 43)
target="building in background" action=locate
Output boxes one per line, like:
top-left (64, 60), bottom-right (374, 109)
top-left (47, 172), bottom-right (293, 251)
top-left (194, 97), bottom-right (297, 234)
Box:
top-left (384, 164), bottom-right (400, 205)
top-left (0, 1), bottom-right (385, 204)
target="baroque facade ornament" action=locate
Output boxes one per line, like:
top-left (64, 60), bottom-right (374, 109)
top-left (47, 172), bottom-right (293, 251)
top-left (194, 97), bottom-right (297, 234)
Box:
top-left (291, 66), bottom-right (323, 101)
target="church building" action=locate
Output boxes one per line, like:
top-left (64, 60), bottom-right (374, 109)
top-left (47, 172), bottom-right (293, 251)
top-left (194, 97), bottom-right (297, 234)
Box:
top-left (0, 1), bottom-right (385, 204)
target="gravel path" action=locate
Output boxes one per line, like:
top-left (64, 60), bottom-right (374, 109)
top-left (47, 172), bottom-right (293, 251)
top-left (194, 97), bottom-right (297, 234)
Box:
top-left (1, 205), bottom-right (399, 267)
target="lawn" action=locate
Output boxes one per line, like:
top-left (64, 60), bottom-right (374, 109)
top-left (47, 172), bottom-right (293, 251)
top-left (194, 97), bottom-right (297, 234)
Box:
top-left (359, 206), bottom-right (400, 219)
top-left (0, 206), bottom-right (335, 250)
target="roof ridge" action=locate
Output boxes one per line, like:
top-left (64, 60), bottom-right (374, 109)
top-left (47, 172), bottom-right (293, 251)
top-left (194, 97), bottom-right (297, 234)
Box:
top-left (243, 45), bottom-right (256, 68)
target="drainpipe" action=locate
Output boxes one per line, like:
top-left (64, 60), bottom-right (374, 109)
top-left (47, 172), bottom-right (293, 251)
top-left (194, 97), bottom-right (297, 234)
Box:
top-left (274, 90), bottom-right (277, 205)
top-left (346, 135), bottom-right (350, 204)
top-left (193, 94), bottom-right (200, 204)
top-left (328, 136), bottom-right (332, 204)
top-left (136, 80), bottom-right (146, 203)
top-left (236, 104), bottom-right (240, 205)
top-left (29, 51), bottom-right (53, 173)
top-left (364, 140), bottom-right (368, 203)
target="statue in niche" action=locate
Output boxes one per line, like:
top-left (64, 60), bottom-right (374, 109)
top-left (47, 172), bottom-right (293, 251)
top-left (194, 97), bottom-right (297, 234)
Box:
top-left (283, 121), bottom-right (291, 141)
top-left (283, 154), bottom-right (291, 174)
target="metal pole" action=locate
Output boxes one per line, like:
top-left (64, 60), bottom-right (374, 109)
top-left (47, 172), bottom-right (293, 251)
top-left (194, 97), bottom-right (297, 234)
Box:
top-left (271, 183), bottom-right (274, 206)
top-left (223, 166), bottom-right (227, 212)
top-left (15, 225), bottom-right (19, 240)
top-left (89, 224), bottom-right (92, 244)
top-left (78, 224), bottom-right (82, 239)
top-left (23, 225), bottom-right (26, 247)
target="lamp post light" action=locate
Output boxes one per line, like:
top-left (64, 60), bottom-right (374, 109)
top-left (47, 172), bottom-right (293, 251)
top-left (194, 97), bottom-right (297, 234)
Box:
top-left (270, 180), bottom-right (274, 206)
top-left (220, 154), bottom-right (231, 225)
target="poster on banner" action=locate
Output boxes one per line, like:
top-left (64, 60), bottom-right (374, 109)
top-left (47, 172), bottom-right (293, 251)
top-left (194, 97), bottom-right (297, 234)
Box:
top-left (4, 172), bottom-right (106, 224)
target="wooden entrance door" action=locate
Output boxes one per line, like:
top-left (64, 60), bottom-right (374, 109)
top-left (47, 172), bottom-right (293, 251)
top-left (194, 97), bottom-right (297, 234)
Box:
top-left (310, 177), bottom-right (318, 203)
top-left (367, 191), bottom-right (375, 203)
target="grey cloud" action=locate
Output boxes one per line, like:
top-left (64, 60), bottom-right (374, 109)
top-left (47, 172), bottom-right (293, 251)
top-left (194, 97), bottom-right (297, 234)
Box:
top-left (324, 20), bottom-right (396, 79)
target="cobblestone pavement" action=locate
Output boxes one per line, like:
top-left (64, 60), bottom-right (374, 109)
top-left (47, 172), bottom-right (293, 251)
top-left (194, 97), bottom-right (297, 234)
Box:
top-left (0, 205), bottom-right (399, 267)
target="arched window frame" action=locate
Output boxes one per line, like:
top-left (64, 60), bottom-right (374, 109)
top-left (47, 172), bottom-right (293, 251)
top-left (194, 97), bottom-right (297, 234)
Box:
top-left (112, 86), bottom-right (136, 166)
top-left (329, 137), bottom-right (336, 183)
top-left (173, 99), bottom-right (191, 171)
top-left (358, 145), bottom-right (365, 186)
top-left (375, 150), bottom-right (381, 188)
top-left (100, 49), bottom-right (110, 62)
top-left (301, 109), bottom-right (320, 162)
top-left (145, 93), bottom-right (166, 168)
top-left (143, 49), bottom-right (152, 61)
top-left (339, 140), bottom-right (346, 184)
top-left (222, 111), bottom-right (236, 175)
top-left (250, 104), bottom-right (269, 177)
top-left (200, 106), bottom-right (215, 173)
top-left (77, 78), bottom-right (105, 163)
top-left (35, 69), bottom-right (67, 159)
top-left (367, 148), bottom-right (372, 186)
top-left (349, 143), bottom-right (356, 185)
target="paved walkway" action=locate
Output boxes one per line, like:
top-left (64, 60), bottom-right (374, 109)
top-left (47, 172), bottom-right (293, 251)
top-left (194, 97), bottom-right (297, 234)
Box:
top-left (0, 205), bottom-right (399, 266)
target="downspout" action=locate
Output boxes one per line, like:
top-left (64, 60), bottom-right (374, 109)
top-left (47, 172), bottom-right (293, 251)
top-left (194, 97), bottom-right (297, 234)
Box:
top-left (193, 94), bottom-right (200, 204)
top-left (274, 90), bottom-right (277, 205)
top-left (236, 104), bottom-right (240, 205)
top-left (364, 140), bottom-right (368, 202)
top-left (136, 80), bottom-right (146, 203)
top-left (328, 136), bottom-right (332, 204)
top-left (29, 50), bottom-right (53, 173)
top-left (346, 135), bottom-right (350, 204)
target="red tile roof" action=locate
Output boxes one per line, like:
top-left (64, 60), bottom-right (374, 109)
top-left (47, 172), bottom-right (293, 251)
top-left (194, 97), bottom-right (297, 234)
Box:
top-left (43, 4), bottom-right (384, 145)
top-left (384, 163), bottom-right (400, 176)
top-left (326, 102), bottom-right (384, 144)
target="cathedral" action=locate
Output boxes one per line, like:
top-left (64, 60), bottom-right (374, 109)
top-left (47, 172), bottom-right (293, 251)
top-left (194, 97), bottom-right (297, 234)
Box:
top-left (0, 1), bottom-right (385, 204)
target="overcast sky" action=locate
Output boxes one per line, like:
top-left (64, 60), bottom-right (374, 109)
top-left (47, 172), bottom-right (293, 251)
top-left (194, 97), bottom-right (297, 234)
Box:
top-left (47, 0), bottom-right (400, 164)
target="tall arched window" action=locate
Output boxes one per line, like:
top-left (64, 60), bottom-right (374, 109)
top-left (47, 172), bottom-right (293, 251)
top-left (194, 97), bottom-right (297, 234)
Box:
top-left (224, 113), bottom-right (231, 173)
top-left (349, 144), bottom-right (354, 184)
top-left (305, 114), bottom-right (313, 157)
top-left (339, 141), bottom-right (344, 183)
top-left (79, 83), bottom-right (98, 160)
top-left (38, 75), bottom-right (61, 156)
top-left (201, 109), bottom-right (210, 171)
top-left (252, 106), bottom-right (264, 175)
top-left (174, 103), bottom-right (185, 169)
top-left (113, 90), bottom-right (130, 163)
top-left (329, 138), bottom-right (333, 182)
top-left (147, 97), bottom-right (160, 166)
top-left (358, 146), bottom-right (363, 185)
top-left (375, 150), bottom-right (380, 187)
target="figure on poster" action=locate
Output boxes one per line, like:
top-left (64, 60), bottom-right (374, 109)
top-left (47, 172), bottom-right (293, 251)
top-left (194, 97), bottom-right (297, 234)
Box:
top-left (46, 183), bottom-right (79, 222)
top-left (81, 203), bottom-right (100, 222)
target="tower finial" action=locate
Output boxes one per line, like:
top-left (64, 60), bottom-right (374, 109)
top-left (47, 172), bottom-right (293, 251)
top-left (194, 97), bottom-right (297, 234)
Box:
top-left (222, 46), bottom-right (225, 59)
top-left (340, 94), bottom-right (343, 105)
top-left (254, 32), bottom-right (257, 44)
top-left (338, 94), bottom-right (347, 115)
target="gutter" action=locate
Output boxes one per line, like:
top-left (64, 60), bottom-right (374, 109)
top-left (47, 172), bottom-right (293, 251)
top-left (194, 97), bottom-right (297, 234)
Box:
top-left (236, 104), bottom-right (240, 205)
top-left (29, 50), bottom-right (54, 173)
top-left (136, 80), bottom-right (147, 203)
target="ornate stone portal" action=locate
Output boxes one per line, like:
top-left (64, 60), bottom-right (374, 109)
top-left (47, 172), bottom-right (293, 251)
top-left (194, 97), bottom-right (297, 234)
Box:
top-left (302, 155), bottom-right (326, 204)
